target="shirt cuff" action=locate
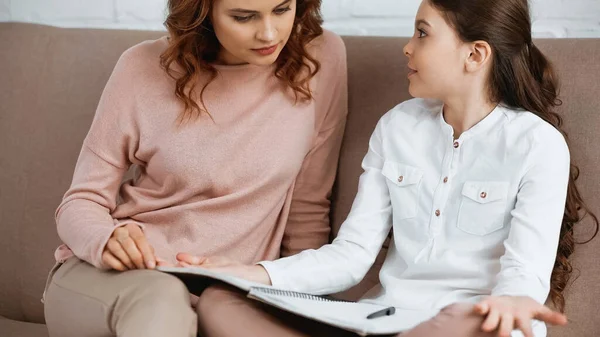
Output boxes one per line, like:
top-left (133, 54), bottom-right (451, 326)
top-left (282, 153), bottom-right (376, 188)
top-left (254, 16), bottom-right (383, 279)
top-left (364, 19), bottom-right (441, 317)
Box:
top-left (257, 260), bottom-right (288, 289)
top-left (491, 281), bottom-right (548, 304)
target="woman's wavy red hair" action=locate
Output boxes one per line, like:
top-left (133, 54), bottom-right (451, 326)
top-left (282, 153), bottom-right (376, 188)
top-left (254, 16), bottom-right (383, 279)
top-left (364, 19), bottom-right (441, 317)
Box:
top-left (160, 0), bottom-right (323, 123)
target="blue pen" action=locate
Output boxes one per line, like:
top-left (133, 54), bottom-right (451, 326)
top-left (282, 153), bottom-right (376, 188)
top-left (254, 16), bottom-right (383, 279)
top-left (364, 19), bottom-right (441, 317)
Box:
top-left (366, 306), bottom-right (396, 319)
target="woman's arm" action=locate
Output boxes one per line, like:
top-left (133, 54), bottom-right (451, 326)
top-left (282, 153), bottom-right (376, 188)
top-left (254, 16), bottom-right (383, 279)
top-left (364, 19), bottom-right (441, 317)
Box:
top-left (56, 48), bottom-right (146, 269)
top-left (280, 31), bottom-right (348, 257)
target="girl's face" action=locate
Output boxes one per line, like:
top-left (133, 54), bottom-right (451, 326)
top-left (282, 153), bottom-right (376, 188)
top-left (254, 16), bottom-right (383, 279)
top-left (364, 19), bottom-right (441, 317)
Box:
top-left (211, 0), bottom-right (297, 66)
top-left (403, 0), bottom-right (472, 101)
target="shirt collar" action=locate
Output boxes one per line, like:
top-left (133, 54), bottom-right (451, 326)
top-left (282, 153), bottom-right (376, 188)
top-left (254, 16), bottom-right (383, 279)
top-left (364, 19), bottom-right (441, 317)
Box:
top-left (437, 103), bottom-right (507, 139)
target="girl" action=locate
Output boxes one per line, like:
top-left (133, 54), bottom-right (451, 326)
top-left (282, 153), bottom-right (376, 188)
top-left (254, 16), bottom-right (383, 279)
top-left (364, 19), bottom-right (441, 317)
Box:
top-left (180, 0), bottom-right (599, 336)
top-left (43, 0), bottom-right (347, 336)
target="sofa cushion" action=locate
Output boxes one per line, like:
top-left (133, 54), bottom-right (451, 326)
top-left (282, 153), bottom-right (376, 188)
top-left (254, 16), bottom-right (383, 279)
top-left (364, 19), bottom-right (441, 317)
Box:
top-left (0, 316), bottom-right (48, 337)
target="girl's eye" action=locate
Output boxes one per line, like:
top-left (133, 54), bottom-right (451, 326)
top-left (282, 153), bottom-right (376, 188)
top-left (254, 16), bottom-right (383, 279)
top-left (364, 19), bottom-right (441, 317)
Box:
top-left (233, 15), bottom-right (253, 23)
top-left (274, 7), bottom-right (292, 15)
top-left (418, 29), bottom-right (427, 38)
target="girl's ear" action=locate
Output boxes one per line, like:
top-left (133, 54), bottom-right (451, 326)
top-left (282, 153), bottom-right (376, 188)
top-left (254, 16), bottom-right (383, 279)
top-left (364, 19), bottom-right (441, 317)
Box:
top-left (465, 40), bottom-right (492, 73)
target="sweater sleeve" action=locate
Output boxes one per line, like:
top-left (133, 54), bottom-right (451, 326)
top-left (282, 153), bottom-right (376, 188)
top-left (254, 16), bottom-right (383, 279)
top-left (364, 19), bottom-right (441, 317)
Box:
top-left (55, 49), bottom-right (141, 269)
top-left (280, 31), bottom-right (349, 257)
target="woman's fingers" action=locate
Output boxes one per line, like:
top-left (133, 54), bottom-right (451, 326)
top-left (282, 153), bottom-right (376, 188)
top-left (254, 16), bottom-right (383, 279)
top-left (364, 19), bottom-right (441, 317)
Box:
top-left (102, 250), bottom-right (127, 271)
top-left (126, 224), bottom-right (156, 269)
top-left (117, 235), bottom-right (144, 269)
top-left (106, 239), bottom-right (135, 269)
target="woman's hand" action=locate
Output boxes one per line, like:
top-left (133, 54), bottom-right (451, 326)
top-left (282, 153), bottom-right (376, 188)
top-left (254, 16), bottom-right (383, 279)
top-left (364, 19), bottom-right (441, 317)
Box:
top-left (102, 223), bottom-right (157, 271)
top-left (176, 253), bottom-right (272, 285)
top-left (474, 296), bottom-right (567, 337)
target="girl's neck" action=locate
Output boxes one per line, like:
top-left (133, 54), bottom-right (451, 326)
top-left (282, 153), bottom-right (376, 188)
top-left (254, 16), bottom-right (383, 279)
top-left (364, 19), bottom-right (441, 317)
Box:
top-left (442, 91), bottom-right (497, 139)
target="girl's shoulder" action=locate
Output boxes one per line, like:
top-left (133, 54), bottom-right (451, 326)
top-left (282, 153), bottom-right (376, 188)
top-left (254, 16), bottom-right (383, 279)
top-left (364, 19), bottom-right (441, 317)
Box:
top-left (502, 106), bottom-right (568, 153)
top-left (382, 98), bottom-right (442, 125)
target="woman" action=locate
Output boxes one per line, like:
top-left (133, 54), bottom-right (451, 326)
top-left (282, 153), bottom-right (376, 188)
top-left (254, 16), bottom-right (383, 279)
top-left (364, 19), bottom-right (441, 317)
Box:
top-left (183, 0), bottom-right (599, 336)
top-left (42, 0), bottom-right (347, 336)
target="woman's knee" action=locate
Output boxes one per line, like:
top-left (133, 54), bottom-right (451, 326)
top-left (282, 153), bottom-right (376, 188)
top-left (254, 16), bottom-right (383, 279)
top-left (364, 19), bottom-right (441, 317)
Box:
top-left (440, 303), bottom-right (478, 316)
top-left (437, 303), bottom-right (493, 337)
top-left (402, 303), bottom-right (493, 337)
top-left (196, 284), bottom-right (247, 317)
top-left (125, 271), bottom-right (191, 306)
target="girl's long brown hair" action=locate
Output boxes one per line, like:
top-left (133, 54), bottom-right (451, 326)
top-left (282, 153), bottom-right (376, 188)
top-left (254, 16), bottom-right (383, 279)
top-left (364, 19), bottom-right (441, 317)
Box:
top-left (161, 0), bottom-right (323, 123)
top-left (429, 0), bottom-right (599, 312)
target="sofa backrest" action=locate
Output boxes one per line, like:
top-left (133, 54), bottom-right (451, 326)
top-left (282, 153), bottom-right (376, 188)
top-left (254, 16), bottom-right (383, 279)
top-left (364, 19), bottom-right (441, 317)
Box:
top-left (0, 22), bottom-right (164, 324)
top-left (1, 23), bottom-right (598, 336)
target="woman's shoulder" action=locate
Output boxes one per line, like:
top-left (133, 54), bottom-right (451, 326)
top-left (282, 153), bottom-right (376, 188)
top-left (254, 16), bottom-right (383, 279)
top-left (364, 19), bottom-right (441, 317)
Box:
top-left (313, 29), bottom-right (346, 54)
top-left (113, 36), bottom-right (170, 77)
top-left (307, 29), bottom-right (346, 66)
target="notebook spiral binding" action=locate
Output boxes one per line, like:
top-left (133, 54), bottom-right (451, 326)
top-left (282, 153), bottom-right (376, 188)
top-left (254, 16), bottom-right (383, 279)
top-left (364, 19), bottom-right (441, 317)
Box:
top-left (253, 287), bottom-right (353, 303)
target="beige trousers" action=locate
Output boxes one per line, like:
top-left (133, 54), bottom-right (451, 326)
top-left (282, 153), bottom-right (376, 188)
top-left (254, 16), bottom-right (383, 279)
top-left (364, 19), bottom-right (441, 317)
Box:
top-left (43, 257), bottom-right (198, 337)
top-left (44, 258), bottom-right (495, 337)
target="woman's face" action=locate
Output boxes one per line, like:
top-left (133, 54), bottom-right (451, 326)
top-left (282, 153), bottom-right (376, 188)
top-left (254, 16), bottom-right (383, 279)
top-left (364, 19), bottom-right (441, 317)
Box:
top-left (211, 0), bottom-right (297, 66)
top-left (402, 0), bottom-right (470, 100)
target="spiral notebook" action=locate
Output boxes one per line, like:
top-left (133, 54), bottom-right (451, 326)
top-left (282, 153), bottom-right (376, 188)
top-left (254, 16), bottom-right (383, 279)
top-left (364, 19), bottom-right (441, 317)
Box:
top-left (157, 266), bottom-right (413, 336)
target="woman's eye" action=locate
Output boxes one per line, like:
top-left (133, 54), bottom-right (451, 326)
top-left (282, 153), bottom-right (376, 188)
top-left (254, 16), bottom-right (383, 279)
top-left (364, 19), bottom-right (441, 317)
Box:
top-left (233, 15), bottom-right (253, 23)
top-left (418, 29), bottom-right (427, 38)
top-left (274, 7), bottom-right (292, 15)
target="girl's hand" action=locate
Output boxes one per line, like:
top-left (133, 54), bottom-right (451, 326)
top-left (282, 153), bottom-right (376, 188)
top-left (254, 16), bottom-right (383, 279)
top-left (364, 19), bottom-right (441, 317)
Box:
top-left (474, 296), bottom-right (567, 337)
top-left (175, 253), bottom-right (272, 285)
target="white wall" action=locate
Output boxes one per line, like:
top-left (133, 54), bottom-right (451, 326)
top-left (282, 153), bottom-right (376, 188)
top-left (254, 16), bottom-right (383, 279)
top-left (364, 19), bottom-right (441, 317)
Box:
top-left (1, 0), bottom-right (600, 37)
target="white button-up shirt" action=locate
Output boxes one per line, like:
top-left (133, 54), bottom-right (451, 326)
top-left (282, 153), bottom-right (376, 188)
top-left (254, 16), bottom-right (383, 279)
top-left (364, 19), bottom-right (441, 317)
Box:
top-left (260, 98), bottom-right (570, 336)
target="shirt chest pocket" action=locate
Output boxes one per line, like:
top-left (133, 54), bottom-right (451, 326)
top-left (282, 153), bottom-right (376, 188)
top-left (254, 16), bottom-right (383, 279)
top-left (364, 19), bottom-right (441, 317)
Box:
top-left (457, 181), bottom-right (509, 236)
top-left (382, 161), bottom-right (423, 220)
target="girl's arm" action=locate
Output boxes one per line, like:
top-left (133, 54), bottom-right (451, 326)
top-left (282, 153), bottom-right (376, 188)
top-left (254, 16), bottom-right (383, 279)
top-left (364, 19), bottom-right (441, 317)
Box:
top-left (259, 114), bottom-right (394, 295)
top-left (491, 125), bottom-right (570, 303)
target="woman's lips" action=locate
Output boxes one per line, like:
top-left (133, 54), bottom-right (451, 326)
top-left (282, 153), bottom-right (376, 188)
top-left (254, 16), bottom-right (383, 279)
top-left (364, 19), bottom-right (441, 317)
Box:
top-left (252, 44), bottom-right (278, 56)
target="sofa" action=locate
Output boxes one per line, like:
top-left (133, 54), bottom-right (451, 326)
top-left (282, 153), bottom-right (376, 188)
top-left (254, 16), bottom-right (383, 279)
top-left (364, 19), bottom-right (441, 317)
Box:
top-left (1, 22), bottom-right (599, 336)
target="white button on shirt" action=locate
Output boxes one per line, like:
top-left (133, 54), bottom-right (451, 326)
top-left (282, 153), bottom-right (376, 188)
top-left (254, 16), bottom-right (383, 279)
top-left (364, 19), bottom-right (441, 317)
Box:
top-left (260, 98), bottom-right (570, 335)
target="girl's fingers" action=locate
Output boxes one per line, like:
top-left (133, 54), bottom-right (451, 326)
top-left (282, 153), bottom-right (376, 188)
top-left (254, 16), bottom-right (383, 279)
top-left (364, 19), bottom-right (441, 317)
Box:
top-left (498, 313), bottom-right (514, 337)
top-left (176, 253), bottom-right (209, 265)
top-left (515, 315), bottom-right (534, 337)
top-left (474, 302), bottom-right (490, 315)
top-left (481, 308), bottom-right (500, 332)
